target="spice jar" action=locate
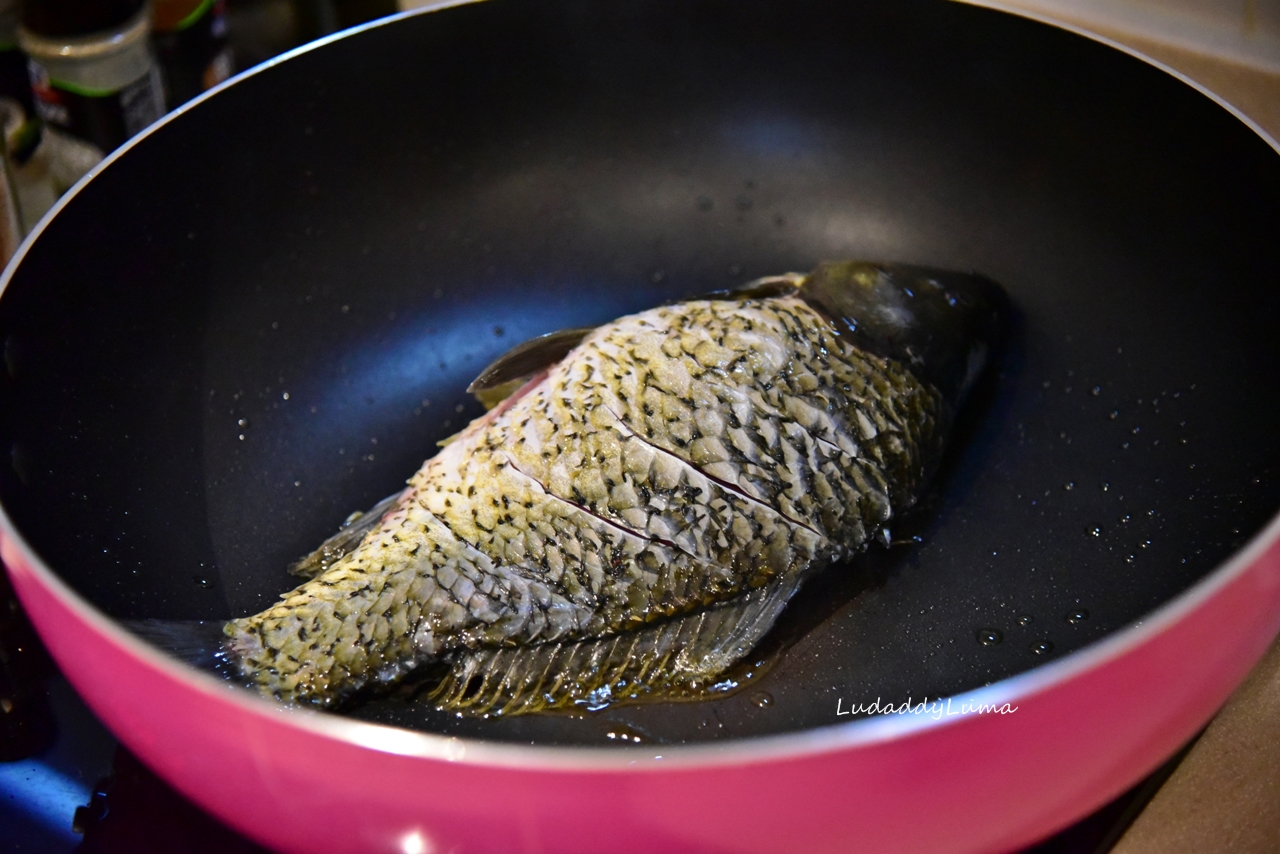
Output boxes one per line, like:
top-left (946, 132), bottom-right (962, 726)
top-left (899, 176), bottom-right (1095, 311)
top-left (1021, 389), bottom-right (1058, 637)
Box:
top-left (18, 0), bottom-right (165, 158)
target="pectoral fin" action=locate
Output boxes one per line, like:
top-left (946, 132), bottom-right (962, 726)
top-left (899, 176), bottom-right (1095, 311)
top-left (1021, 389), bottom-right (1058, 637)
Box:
top-left (685, 272), bottom-right (804, 303)
top-left (289, 490), bottom-right (407, 578)
top-left (467, 327), bottom-right (597, 401)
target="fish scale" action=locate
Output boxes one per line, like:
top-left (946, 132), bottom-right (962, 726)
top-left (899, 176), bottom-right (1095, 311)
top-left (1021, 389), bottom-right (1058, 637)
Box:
top-left (504, 380), bottom-right (812, 582)
top-left (223, 264), bottom-right (999, 712)
top-left (584, 298), bottom-right (936, 541)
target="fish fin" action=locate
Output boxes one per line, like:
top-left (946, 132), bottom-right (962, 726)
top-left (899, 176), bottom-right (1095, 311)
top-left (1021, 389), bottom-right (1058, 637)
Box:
top-left (428, 570), bottom-right (808, 716)
top-left (435, 429), bottom-right (466, 449)
top-left (289, 490), bottom-right (406, 578)
top-left (122, 619), bottom-right (236, 679)
top-left (472, 378), bottom-right (527, 411)
top-left (468, 278), bottom-right (805, 406)
top-left (467, 327), bottom-right (597, 398)
top-left (684, 272), bottom-right (805, 303)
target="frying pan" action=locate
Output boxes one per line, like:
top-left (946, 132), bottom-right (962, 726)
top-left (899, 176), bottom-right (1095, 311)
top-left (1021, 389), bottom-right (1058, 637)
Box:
top-left (3, 0), bottom-right (1280, 851)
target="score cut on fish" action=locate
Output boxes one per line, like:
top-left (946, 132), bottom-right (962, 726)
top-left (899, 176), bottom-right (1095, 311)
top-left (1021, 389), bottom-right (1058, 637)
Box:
top-left (221, 261), bottom-right (1007, 716)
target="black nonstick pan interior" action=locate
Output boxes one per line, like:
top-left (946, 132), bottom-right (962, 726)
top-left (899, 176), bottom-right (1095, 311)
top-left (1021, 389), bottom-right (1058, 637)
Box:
top-left (1, 0), bottom-right (1279, 747)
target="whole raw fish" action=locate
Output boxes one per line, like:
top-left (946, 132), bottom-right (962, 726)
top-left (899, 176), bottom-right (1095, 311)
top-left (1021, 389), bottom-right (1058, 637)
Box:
top-left (222, 261), bottom-right (1005, 715)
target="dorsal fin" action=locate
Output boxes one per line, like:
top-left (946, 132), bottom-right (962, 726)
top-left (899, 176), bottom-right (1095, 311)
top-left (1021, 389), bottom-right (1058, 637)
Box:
top-left (467, 327), bottom-right (597, 397)
top-left (427, 568), bottom-right (808, 716)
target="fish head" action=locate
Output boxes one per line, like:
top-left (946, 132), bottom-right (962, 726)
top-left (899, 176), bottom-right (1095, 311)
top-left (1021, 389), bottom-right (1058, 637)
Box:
top-left (799, 261), bottom-right (1008, 411)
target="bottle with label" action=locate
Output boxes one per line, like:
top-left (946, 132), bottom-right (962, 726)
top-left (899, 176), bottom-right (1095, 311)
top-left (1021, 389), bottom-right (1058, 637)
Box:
top-left (152, 0), bottom-right (232, 109)
top-left (18, 0), bottom-right (166, 168)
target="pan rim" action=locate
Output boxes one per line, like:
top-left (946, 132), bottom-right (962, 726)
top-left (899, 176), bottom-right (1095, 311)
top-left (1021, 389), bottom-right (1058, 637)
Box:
top-left (1, 0), bottom-right (1278, 773)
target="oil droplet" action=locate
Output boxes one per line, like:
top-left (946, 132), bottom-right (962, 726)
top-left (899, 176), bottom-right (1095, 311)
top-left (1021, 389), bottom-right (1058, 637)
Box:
top-left (1016, 614), bottom-right (1034, 626)
top-left (1091, 386), bottom-right (1101, 396)
top-left (194, 576), bottom-right (214, 589)
top-left (1030, 640), bottom-right (1054, 655)
top-left (238, 433), bottom-right (245, 441)
top-left (751, 691), bottom-right (774, 708)
top-left (1109, 410), bottom-right (1119, 419)
top-left (1125, 554), bottom-right (1136, 564)
top-left (1086, 525), bottom-right (1102, 537)
top-left (282, 391), bottom-right (290, 400)
top-left (1100, 482), bottom-right (1110, 492)
top-left (977, 628), bottom-right (1003, 646)
top-left (1066, 609), bottom-right (1089, 624)
top-left (1063, 482), bottom-right (1075, 491)
top-left (237, 418), bottom-right (250, 428)
top-left (605, 726), bottom-right (645, 744)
